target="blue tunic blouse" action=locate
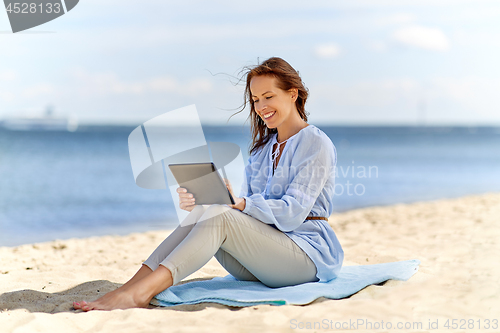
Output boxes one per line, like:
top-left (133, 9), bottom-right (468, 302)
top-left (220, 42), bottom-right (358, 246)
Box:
top-left (240, 124), bottom-right (344, 282)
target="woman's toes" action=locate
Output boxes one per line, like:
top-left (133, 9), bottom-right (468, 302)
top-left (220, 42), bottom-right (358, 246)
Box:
top-left (82, 303), bottom-right (93, 311)
top-left (73, 301), bottom-right (86, 309)
top-left (73, 301), bottom-right (90, 311)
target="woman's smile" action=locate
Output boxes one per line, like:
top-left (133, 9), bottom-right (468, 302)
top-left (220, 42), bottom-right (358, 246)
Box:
top-left (263, 111), bottom-right (276, 120)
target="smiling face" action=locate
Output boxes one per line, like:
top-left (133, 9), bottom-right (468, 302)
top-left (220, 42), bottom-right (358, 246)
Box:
top-left (250, 75), bottom-right (298, 130)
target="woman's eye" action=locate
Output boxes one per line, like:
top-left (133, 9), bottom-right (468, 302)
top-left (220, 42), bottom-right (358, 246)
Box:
top-left (253, 100), bottom-right (258, 103)
top-left (266, 96), bottom-right (272, 99)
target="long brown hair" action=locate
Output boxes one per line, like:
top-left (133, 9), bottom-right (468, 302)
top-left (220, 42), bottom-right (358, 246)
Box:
top-left (229, 57), bottom-right (310, 156)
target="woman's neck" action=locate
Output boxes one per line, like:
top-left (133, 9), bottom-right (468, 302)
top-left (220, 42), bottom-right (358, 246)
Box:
top-left (276, 119), bottom-right (309, 143)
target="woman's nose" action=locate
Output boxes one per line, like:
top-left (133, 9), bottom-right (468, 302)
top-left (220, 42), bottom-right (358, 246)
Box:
top-left (256, 102), bottom-right (267, 114)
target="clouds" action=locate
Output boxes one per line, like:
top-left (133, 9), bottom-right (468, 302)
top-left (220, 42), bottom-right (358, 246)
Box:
top-left (1, 0), bottom-right (499, 125)
top-left (307, 75), bottom-right (500, 125)
top-left (22, 83), bottom-right (56, 98)
top-left (313, 13), bottom-right (451, 59)
top-left (372, 13), bottom-right (416, 27)
top-left (69, 69), bottom-right (213, 97)
top-left (325, 79), bottom-right (419, 107)
top-left (430, 76), bottom-right (500, 112)
top-left (0, 70), bottom-right (56, 103)
top-left (392, 25), bottom-right (451, 52)
top-left (0, 68), bottom-right (218, 123)
top-left (314, 43), bottom-right (342, 59)
top-left (0, 69), bottom-right (18, 81)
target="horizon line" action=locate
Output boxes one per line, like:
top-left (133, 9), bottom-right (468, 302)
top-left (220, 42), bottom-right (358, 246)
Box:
top-left (71, 122), bottom-right (500, 128)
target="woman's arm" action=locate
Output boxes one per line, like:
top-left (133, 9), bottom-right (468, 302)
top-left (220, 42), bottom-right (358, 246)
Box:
top-left (223, 178), bottom-right (246, 211)
top-left (222, 153), bottom-right (254, 211)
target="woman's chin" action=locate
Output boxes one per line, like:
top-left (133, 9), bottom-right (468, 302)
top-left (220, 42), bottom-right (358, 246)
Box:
top-left (264, 120), bottom-right (276, 129)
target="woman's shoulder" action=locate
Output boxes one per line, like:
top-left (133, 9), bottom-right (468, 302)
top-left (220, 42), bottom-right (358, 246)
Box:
top-left (297, 125), bottom-right (336, 151)
top-left (293, 125), bottom-right (337, 163)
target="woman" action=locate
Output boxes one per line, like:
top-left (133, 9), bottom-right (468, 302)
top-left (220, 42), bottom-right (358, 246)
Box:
top-left (73, 57), bottom-right (344, 311)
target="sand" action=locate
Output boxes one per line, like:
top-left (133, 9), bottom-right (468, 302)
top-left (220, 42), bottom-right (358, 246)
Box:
top-left (1, 192), bottom-right (499, 332)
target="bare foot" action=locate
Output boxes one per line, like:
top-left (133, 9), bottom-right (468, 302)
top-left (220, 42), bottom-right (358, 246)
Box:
top-left (74, 264), bottom-right (154, 310)
top-left (75, 289), bottom-right (150, 311)
top-left (73, 285), bottom-right (127, 310)
top-left (73, 265), bottom-right (172, 311)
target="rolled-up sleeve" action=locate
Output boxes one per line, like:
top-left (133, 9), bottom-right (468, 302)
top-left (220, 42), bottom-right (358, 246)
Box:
top-left (242, 137), bottom-right (335, 232)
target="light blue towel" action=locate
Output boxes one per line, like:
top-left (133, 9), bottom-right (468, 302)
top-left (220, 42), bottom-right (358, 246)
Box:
top-left (153, 259), bottom-right (420, 307)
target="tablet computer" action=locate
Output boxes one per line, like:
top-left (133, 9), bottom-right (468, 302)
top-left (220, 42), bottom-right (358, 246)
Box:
top-left (168, 162), bottom-right (235, 205)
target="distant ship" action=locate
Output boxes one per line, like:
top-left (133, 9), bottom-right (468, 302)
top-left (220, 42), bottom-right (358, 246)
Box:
top-left (0, 106), bottom-right (78, 132)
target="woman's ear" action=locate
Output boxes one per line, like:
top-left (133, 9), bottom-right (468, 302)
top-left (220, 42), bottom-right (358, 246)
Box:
top-left (289, 88), bottom-right (298, 102)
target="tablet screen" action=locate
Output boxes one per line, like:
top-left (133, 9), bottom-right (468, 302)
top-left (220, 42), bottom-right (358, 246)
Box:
top-left (168, 162), bottom-right (235, 205)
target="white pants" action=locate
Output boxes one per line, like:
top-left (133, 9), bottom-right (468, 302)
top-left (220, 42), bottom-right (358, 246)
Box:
top-left (143, 205), bottom-right (319, 288)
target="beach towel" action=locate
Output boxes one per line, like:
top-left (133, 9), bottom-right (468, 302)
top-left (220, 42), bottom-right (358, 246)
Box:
top-left (153, 259), bottom-right (420, 307)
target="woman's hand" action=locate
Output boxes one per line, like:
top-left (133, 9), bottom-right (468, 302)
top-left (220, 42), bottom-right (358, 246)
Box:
top-left (177, 187), bottom-right (196, 212)
top-left (223, 178), bottom-right (246, 211)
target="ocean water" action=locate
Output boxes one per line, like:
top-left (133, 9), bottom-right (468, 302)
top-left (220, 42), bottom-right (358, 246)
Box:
top-left (1, 125), bottom-right (499, 247)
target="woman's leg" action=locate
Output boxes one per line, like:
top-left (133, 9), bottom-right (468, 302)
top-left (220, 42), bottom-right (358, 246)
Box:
top-left (212, 207), bottom-right (319, 287)
top-left (74, 205), bottom-right (209, 310)
top-left (158, 204), bottom-right (318, 288)
top-left (214, 248), bottom-right (260, 282)
top-left (80, 265), bottom-right (174, 311)
top-left (73, 264), bottom-right (153, 310)
top-left (141, 205), bottom-right (210, 271)
top-left (79, 204), bottom-right (317, 310)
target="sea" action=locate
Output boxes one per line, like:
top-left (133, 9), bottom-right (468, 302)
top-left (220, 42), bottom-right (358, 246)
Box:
top-left (1, 125), bottom-right (499, 247)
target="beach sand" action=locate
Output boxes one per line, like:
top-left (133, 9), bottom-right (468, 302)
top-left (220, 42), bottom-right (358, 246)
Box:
top-left (1, 192), bottom-right (499, 332)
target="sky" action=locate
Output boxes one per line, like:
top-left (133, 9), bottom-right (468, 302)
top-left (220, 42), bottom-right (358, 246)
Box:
top-left (1, 0), bottom-right (500, 126)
